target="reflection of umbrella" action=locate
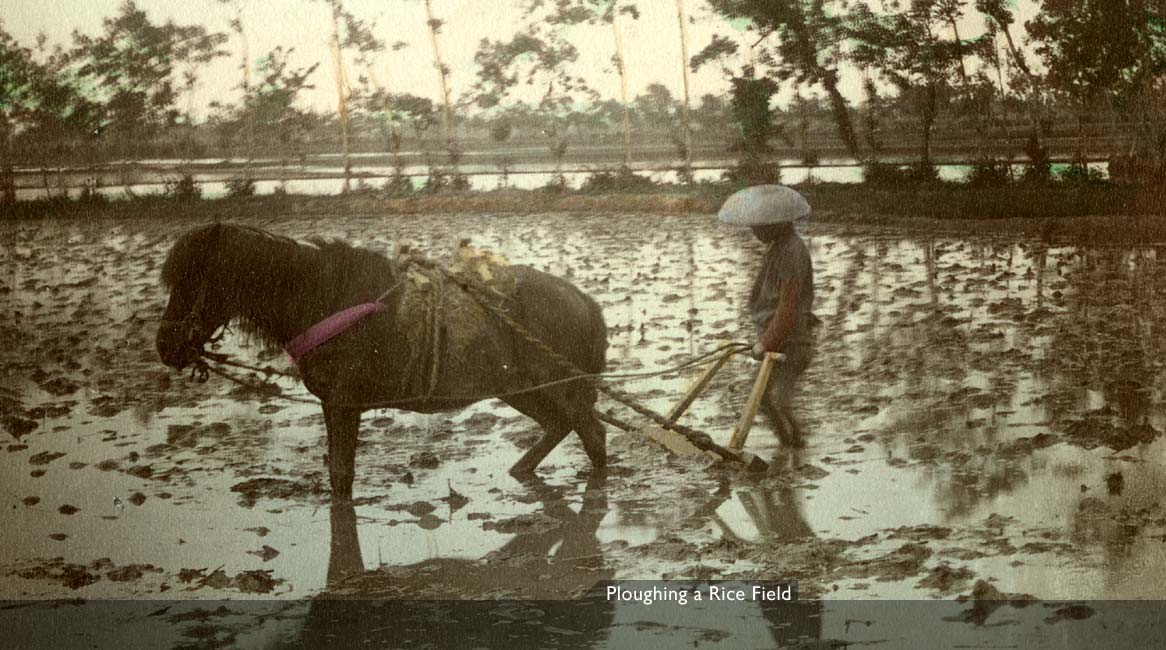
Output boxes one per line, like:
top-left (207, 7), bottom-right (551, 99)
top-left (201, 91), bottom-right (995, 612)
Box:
top-left (718, 185), bottom-right (811, 226)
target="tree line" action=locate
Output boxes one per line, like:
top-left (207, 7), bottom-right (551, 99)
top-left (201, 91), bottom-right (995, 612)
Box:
top-left (1, 0), bottom-right (1164, 201)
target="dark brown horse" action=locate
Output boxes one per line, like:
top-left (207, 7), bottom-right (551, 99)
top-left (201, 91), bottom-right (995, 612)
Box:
top-left (155, 223), bottom-right (608, 500)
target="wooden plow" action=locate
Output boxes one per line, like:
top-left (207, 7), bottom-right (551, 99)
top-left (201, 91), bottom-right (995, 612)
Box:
top-left (629, 349), bottom-right (783, 473)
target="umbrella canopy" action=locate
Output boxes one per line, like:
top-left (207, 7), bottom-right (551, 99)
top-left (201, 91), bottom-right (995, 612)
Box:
top-left (717, 185), bottom-right (811, 226)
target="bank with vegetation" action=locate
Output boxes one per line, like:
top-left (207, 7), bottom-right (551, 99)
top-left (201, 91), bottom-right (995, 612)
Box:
top-left (7, 161), bottom-right (1165, 245)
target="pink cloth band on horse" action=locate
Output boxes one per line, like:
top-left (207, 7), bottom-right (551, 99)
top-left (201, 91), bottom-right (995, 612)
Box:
top-left (285, 302), bottom-right (386, 363)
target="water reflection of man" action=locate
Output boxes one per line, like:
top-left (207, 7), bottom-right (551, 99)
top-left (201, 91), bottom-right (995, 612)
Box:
top-left (719, 185), bottom-right (816, 447)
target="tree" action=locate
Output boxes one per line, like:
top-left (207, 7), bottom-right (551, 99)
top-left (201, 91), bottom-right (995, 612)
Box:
top-left (692, 93), bottom-right (732, 140)
top-left (632, 83), bottom-right (687, 160)
top-left (2, 22), bottom-right (101, 201)
top-left (216, 0), bottom-right (255, 172)
top-left (423, 0), bottom-right (456, 152)
top-left (536, 0), bottom-right (641, 166)
top-left (473, 27), bottom-right (596, 186)
top-left (353, 90), bottom-right (435, 155)
top-left (1027, 0), bottom-right (1166, 160)
top-left (849, 0), bottom-right (977, 169)
top-left (705, 0), bottom-right (863, 162)
top-left (211, 47), bottom-right (319, 183)
top-left (71, 1), bottom-right (227, 141)
top-left (315, 0), bottom-right (384, 191)
top-left (674, 0), bottom-right (694, 177)
top-left (726, 67), bottom-right (782, 182)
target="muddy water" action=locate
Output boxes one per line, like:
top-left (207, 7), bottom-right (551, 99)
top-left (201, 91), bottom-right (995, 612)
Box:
top-left (2, 213), bottom-right (1165, 605)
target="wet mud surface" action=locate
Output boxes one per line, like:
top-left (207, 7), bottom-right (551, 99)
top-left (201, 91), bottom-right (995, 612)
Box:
top-left (3, 212), bottom-right (1166, 608)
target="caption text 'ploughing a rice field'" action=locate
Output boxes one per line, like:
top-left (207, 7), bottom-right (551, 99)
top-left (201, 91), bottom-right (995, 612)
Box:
top-left (3, 0), bottom-right (1166, 646)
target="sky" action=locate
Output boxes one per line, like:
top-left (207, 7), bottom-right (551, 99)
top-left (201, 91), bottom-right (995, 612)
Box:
top-left (1, 0), bottom-right (1041, 121)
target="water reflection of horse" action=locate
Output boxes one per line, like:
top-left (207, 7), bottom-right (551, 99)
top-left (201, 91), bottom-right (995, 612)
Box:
top-left (155, 223), bottom-right (609, 500)
top-left (296, 476), bottom-right (614, 648)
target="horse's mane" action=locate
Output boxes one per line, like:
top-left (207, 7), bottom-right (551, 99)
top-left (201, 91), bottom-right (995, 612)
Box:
top-left (161, 223), bottom-right (401, 347)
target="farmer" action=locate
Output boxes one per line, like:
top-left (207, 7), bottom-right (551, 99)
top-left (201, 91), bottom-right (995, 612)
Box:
top-left (718, 185), bottom-right (816, 447)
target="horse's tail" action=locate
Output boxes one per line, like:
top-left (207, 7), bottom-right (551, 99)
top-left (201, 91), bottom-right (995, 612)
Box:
top-left (582, 291), bottom-right (608, 375)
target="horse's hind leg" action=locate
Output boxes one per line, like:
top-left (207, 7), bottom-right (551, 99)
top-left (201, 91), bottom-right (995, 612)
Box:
top-left (323, 404), bottom-right (361, 501)
top-left (561, 383), bottom-right (606, 470)
top-left (572, 412), bottom-right (606, 471)
top-left (505, 389), bottom-right (606, 477)
top-left (504, 392), bottom-right (574, 478)
top-left (510, 427), bottom-right (571, 478)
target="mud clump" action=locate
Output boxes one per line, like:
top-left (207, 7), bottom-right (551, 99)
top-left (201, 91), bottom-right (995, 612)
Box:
top-left (28, 451), bottom-right (66, 465)
top-left (483, 512), bottom-right (562, 536)
top-left (106, 564), bottom-right (161, 582)
top-left (1063, 411), bottom-right (1161, 451)
top-left (1044, 604), bottom-right (1095, 624)
top-left (247, 545), bottom-right (280, 562)
top-left (637, 534), bottom-right (702, 563)
top-left (997, 433), bottom-right (1060, 458)
top-left (88, 400), bottom-right (125, 418)
top-left (847, 543), bottom-right (933, 581)
top-left (15, 560), bottom-right (100, 590)
top-left (234, 569), bottom-right (281, 594)
top-left (403, 501), bottom-right (436, 517)
top-left (125, 465), bottom-right (154, 479)
top-left (37, 377), bottom-right (81, 396)
top-left (177, 567), bottom-right (284, 594)
top-left (230, 477), bottom-right (324, 507)
top-left (888, 525), bottom-right (952, 542)
top-left (166, 422), bottom-right (232, 448)
top-left (955, 579), bottom-right (1037, 625)
top-left (408, 451), bottom-right (441, 469)
top-left (2, 415), bottom-right (37, 438)
top-left (917, 564), bottom-right (975, 595)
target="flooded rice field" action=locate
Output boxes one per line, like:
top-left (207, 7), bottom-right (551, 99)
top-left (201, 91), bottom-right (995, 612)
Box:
top-left (3, 210), bottom-right (1166, 616)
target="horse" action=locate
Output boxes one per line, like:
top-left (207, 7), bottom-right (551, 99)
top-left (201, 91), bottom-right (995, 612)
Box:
top-left (155, 223), bottom-right (609, 500)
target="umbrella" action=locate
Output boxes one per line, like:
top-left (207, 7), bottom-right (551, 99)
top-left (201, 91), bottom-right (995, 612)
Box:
top-left (717, 185), bottom-right (810, 226)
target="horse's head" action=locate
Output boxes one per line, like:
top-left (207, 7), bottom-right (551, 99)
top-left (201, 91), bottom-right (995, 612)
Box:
top-left (156, 223), bottom-right (232, 370)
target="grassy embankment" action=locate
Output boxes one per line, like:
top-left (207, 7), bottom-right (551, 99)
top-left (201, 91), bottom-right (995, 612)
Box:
top-left (4, 180), bottom-right (1165, 243)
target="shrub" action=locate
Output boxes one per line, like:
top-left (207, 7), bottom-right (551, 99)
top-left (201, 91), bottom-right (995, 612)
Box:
top-left (1021, 133), bottom-right (1052, 184)
top-left (449, 173), bottom-right (471, 192)
top-left (904, 162), bottom-right (939, 185)
top-left (163, 174), bottom-right (201, 200)
top-left (1058, 159), bottom-right (1106, 184)
top-left (422, 168), bottom-right (448, 194)
top-left (862, 161), bottom-right (908, 187)
top-left (225, 175), bottom-right (256, 197)
top-left (723, 157), bottom-right (782, 185)
top-left (383, 173), bottom-right (414, 198)
top-left (862, 161), bottom-right (939, 187)
top-left (421, 168), bottom-right (471, 194)
top-left (965, 159), bottom-right (1013, 187)
top-left (77, 184), bottom-right (108, 205)
top-left (541, 173), bottom-right (569, 194)
top-left (580, 166), bottom-right (658, 193)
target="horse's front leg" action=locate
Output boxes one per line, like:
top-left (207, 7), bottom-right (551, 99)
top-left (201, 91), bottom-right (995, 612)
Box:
top-left (323, 403), bottom-right (361, 501)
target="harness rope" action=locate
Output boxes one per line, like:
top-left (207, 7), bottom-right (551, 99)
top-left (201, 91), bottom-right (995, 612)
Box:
top-left (190, 258), bottom-right (753, 461)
